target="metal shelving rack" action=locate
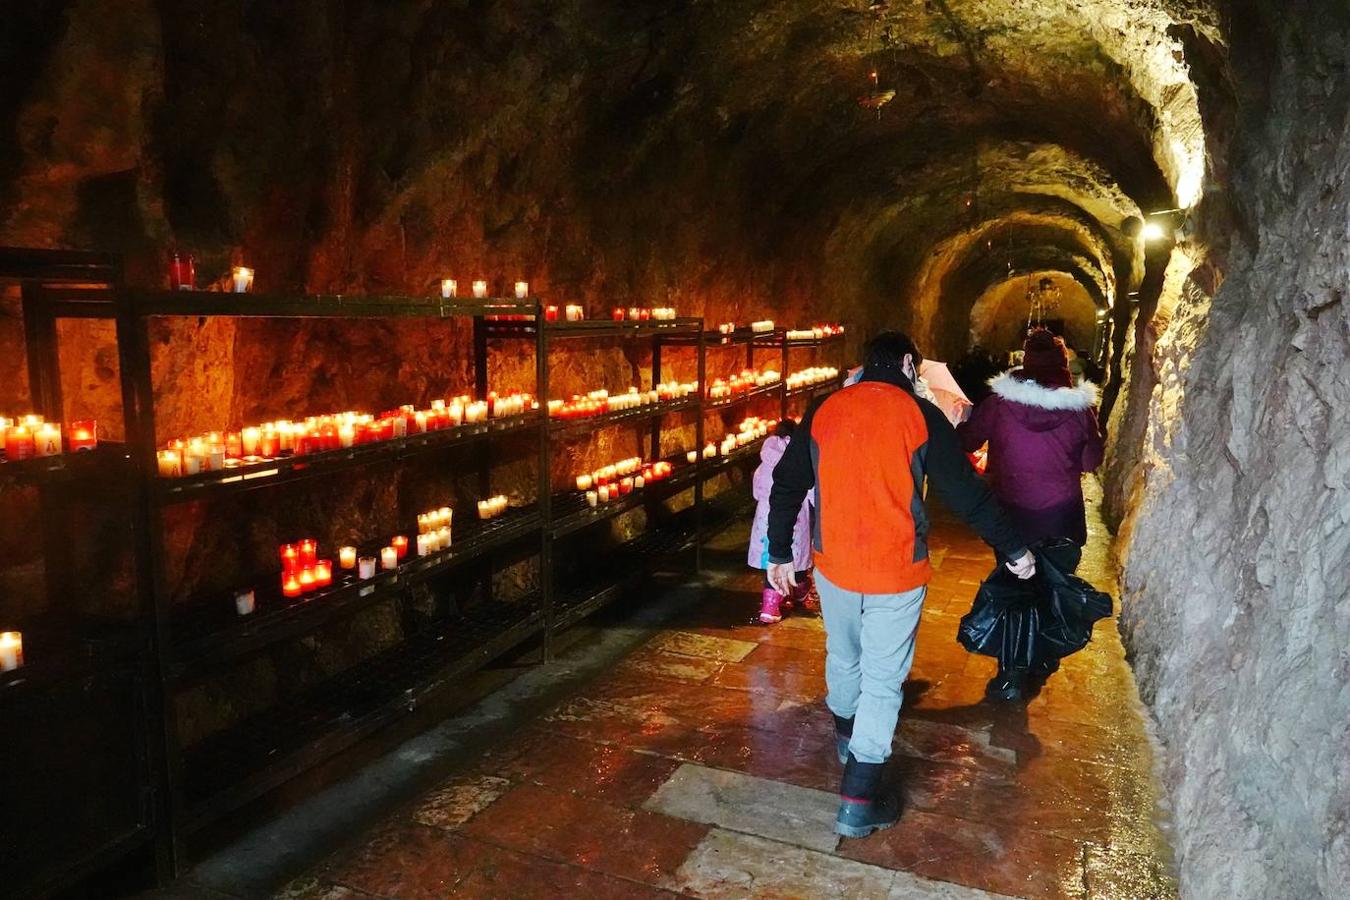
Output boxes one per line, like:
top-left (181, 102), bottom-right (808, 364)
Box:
top-left (1, 247), bottom-right (848, 891)
top-left (1, 248), bottom-right (163, 897)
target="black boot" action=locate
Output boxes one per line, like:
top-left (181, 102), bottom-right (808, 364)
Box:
top-left (835, 754), bottom-right (901, 838)
top-left (832, 713), bottom-right (854, 765)
top-left (985, 668), bottom-right (1028, 701)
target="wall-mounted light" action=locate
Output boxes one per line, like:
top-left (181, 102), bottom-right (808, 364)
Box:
top-left (1141, 207), bottom-right (1188, 244)
top-left (1141, 221), bottom-right (1171, 242)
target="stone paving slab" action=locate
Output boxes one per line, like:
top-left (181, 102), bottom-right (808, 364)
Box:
top-left (644, 763), bottom-right (842, 854)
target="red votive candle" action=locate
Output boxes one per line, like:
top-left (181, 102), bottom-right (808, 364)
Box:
top-left (545, 306), bottom-right (559, 321)
top-left (169, 252), bottom-right (195, 290)
top-left (5, 426), bottom-right (35, 461)
top-left (282, 573), bottom-right (302, 598)
top-left (298, 568), bottom-right (317, 593)
top-left (280, 543), bottom-right (300, 573)
top-left (298, 538), bottom-right (318, 567)
top-left (391, 535), bottom-right (409, 559)
top-left (259, 431), bottom-right (280, 458)
top-left (612, 307), bottom-right (625, 321)
top-left (67, 420), bottom-right (98, 452)
top-left (314, 559), bottom-right (333, 587)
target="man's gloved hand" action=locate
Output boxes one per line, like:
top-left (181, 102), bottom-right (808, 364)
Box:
top-left (1005, 551), bottom-right (1036, 580)
top-left (767, 562), bottom-right (799, 596)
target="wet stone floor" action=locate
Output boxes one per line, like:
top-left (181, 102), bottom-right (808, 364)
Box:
top-left (282, 491), bottom-right (1177, 899)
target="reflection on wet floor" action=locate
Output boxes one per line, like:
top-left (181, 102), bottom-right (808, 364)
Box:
top-left (283, 483), bottom-right (1177, 899)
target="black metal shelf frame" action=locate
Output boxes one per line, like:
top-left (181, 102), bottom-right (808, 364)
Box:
top-left (5, 246), bottom-right (850, 890)
top-left (2, 250), bottom-right (165, 898)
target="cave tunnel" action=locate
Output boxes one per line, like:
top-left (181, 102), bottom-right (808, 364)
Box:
top-left (1, 1), bottom-right (1347, 897)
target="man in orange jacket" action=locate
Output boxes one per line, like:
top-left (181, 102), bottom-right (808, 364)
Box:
top-left (767, 331), bottom-right (1035, 838)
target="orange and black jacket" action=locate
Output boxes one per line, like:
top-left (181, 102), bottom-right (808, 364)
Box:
top-left (767, 367), bottom-right (1027, 594)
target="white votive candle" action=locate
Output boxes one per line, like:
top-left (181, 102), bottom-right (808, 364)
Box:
top-left (472, 280), bottom-right (488, 298)
top-left (514, 281), bottom-right (529, 299)
top-left (686, 450), bottom-right (698, 464)
top-left (0, 631), bottom-right (23, 671)
top-left (380, 546), bottom-right (398, 570)
top-left (441, 278), bottom-right (457, 299)
top-left (438, 525), bottom-right (452, 548)
top-left (34, 423), bottom-right (62, 457)
top-left (339, 546), bottom-right (357, 569)
top-left (358, 556), bottom-right (376, 579)
top-left (235, 589), bottom-right (256, 616)
top-left (586, 490), bottom-right (598, 508)
top-left (232, 266), bottom-right (254, 293)
top-left (477, 500), bottom-right (490, 520)
top-left (576, 474), bottom-right (593, 491)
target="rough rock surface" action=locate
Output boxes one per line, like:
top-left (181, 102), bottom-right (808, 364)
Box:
top-left (1107, 3), bottom-right (1350, 896)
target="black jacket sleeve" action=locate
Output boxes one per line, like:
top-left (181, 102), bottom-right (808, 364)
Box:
top-left (765, 398), bottom-right (823, 564)
top-left (917, 397), bottom-right (1028, 561)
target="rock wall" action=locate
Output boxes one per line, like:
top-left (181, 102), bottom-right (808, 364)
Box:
top-left (1110, 2), bottom-right (1350, 895)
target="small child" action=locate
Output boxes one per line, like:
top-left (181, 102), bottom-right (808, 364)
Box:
top-left (748, 419), bottom-right (814, 624)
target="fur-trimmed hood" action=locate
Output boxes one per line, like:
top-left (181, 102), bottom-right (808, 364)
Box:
top-left (988, 372), bottom-right (1098, 411)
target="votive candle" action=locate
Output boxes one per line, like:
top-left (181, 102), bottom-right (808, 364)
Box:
top-left (515, 281), bottom-right (529, 299)
top-left (586, 490), bottom-right (598, 508)
top-left (441, 278), bottom-right (458, 299)
top-left (157, 449), bottom-right (182, 478)
top-left (298, 538), bottom-right (318, 566)
top-left (232, 266), bottom-right (254, 293)
top-left (5, 426), bottom-right (35, 462)
top-left (298, 568), bottom-right (317, 593)
top-left (358, 556), bottom-right (377, 579)
top-left (472, 280), bottom-right (488, 298)
top-left (314, 560), bottom-right (333, 586)
top-left (391, 535), bottom-right (409, 559)
top-left (235, 589), bottom-right (256, 616)
top-left (686, 450), bottom-right (698, 464)
top-left (381, 546), bottom-right (398, 570)
top-left (282, 574), bottom-right (303, 598)
top-left (339, 546), bottom-right (357, 569)
top-left (68, 420), bottom-right (97, 452)
top-left (0, 631), bottom-right (23, 672)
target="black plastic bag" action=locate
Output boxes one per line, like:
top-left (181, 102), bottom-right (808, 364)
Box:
top-left (957, 539), bottom-right (1113, 668)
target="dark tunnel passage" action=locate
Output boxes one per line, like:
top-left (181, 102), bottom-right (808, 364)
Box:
top-left (2, 1), bottom-right (1348, 896)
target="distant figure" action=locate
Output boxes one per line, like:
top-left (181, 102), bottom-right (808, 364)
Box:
top-left (748, 419), bottom-right (813, 624)
top-left (958, 329), bottom-right (1105, 699)
top-left (952, 344), bottom-right (1002, 403)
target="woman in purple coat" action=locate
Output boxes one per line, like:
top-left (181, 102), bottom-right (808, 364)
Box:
top-left (958, 329), bottom-right (1104, 697)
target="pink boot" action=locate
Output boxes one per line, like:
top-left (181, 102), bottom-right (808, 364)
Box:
top-left (759, 588), bottom-right (785, 624)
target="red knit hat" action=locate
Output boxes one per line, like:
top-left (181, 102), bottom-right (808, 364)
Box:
top-left (1017, 329), bottom-right (1072, 388)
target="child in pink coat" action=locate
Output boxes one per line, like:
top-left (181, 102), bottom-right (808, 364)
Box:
top-left (749, 420), bottom-right (814, 623)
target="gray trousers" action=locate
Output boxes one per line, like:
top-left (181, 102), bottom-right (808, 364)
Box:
top-left (816, 569), bottom-right (927, 765)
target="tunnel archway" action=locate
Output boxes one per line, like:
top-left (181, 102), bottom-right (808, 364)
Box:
top-left (968, 270), bottom-right (1104, 360)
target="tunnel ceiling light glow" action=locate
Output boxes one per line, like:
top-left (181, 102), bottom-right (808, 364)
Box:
top-left (1141, 221), bottom-right (1170, 242)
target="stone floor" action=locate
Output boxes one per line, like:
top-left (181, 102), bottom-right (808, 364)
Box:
top-left (279, 487), bottom-right (1177, 899)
